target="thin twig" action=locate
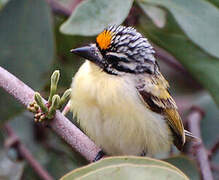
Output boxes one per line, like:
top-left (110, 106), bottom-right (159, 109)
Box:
top-left (69, 0), bottom-right (83, 12)
top-left (211, 162), bottom-right (219, 172)
top-left (174, 96), bottom-right (194, 116)
top-left (153, 44), bottom-right (186, 73)
top-left (209, 137), bottom-right (219, 160)
top-left (4, 124), bottom-right (53, 180)
top-left (187, 107), bottom-right (213, 180)
top-left (46, 0), bottom-right (72, 17)
top-left (0, 66), bottom-right (101, 162)
top-left (46, 0), bottom-right (83, 17)
top-left (153, 45), bottom-right (201, 88)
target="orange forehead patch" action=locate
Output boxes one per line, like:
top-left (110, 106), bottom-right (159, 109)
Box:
top-left (96, 30), bottom-right (113, 50)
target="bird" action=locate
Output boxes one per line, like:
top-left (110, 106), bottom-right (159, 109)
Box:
top-left (70, 25), bottom-right (195, 158)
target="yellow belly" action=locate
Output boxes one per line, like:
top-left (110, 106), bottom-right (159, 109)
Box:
top-left (71, 61), bottom-right (172, 156)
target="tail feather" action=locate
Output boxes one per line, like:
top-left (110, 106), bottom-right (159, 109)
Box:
top-left (185, 130), bottom-right (201, 142)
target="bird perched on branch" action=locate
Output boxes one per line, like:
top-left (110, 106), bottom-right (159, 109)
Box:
top-left (70, 25), bottom-right (195, 159)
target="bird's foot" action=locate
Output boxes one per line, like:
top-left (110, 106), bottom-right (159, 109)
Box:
top-left (27, 70), bottom-right (72, 122)
top-left (93, 150), bottom-right (105, 162)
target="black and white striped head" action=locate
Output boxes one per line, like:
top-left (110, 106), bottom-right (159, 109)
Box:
top-left (71, 25), bottom-right (157, 75)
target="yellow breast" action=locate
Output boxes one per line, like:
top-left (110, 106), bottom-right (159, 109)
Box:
top-left (71, 61), bottom-right (172, 156)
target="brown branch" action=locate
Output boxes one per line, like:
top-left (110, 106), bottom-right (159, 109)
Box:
top-left (187, 107), bottom-right (213, 180)
top-left (0, 66), bottom-right (101, 162)
top-left (4, 124), bottom-right (53, 180)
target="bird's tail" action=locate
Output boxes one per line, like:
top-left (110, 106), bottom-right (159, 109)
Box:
top-left (185, 130), bottom-right (201, 142)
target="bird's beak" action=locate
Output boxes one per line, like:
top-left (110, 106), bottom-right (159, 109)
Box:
top-left (70, 44), bottom-right (102, 64)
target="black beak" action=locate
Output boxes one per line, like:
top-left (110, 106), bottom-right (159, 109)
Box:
top-left (70, 45), bottom-right (102, 64)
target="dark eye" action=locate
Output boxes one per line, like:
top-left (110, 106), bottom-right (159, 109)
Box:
top-left (105, 53), bottom-right (128, 64)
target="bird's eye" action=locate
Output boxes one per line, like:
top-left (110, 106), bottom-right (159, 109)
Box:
top-left (105, 52), bottom-right (128, 64)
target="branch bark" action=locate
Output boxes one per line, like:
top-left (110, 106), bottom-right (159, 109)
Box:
top-left (187, 107), bottom-right (213, 180)
top-left (0, 66), bottom-right (101, 162)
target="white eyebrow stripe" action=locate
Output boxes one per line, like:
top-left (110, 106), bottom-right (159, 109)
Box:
top-left (106, 52), bottom-right (128, 59)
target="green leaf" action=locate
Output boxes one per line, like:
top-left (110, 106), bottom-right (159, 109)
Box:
top-left (0, 89), bottom-right (24, 125)
top-left (0, 0), bottom-right (8, 9)
top-left (61, 156), bottom-right (189, 179)
top-left (0, 0), bottom-right (54, 122)
top-left (165, 155), bottom-right (200, 180)
top-left (51, 17), bottom-right (95, 90)
top-left (79, 164), bottom-right (187, 180)
top-left (0, 0), bottom-right (54, 89)
top-left (60, 0), bottom-right (133, 36)
top-left (138, 9), bottom-right (219, 107)
top-left (208, 0), bottom-right (219, 8)
top-left (138, 3), bottom-right (166, 28)
top-left (140, 0), bottom-right (219, 58)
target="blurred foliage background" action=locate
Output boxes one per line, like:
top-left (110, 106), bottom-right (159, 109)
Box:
top-left (0, 0), bottom-right (219, 179)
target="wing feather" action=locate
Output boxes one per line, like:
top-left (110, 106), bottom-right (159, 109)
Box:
top-left (136, 71), bottom-right (186, 150)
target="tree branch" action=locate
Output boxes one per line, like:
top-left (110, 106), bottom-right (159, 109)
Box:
top-left (153, 44), bottom-right (201, 88)
top-left (153, 44), bottom-right (186, 74)
top-left (209, 138), bottom-right (219, 160)
top-left (211, 162), bottom-right (219, 172)
top-left (46, 0), bottom-right (83, 17)
top-left (4, 124), bottom-right (53, 180)
top-left (68, 0), bottom-right (83, 12)
top-left (187, 107), bottom-right (213, 180)
top-left (46, 0), bottom-right (71, 17)
top-left (0, 66), bottom-right (101, 162)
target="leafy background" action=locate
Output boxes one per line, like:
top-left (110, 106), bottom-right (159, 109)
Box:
top-left (0, 0), bottom-right (218, 179)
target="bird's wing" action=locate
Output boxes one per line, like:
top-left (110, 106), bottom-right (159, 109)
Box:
top-left (136, 71), bottom-right (186, 150)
